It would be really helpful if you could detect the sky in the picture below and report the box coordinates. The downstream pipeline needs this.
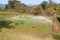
[0,0,60,5]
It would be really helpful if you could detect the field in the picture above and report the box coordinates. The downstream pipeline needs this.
[0,12,60,40]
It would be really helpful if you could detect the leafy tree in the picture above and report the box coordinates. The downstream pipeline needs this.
[32,5,43,15]
[47,3,57,10]
[8,1,15,9]
[41,1,48,10]
[48,3,60,15]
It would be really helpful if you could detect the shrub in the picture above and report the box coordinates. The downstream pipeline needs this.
[32,5,43,15]
[52,34,60,40]
[15,20,25,25]
[0,20,13,28]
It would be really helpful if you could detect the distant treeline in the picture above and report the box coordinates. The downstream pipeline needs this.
[0,0,60,15]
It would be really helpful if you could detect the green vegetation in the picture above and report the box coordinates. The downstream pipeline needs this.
[41,1,48,10]
[0,21,50,40]
[0,0,60,15]
[0,12,53,40]
[52,32,60,40]
[32,5,43,15]
[0,0,60,40]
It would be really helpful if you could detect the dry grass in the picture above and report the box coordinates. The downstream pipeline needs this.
[0,12,55,40]
[0,28,54,40]
[0,21,54,40]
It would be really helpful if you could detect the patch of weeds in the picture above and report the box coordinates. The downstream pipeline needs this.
[52,33,60,40]
[0,20,14,29]
[38,24,48,32]
[14,20,25,25]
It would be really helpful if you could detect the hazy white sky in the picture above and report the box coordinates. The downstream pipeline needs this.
[0,0,60,5]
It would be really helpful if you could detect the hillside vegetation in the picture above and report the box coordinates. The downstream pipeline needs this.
[0,0,60,40]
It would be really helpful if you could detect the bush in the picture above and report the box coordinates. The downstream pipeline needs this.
[15,20,25,25]
[52,34,60,40]
[32,5,43,15]
[57,17,60,23]
[0,20,13,28]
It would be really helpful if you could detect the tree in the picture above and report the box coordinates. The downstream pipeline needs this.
[32,5,43,15]
[41,1,48,10]
[8,0,18,9]
[8,1,15,9]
